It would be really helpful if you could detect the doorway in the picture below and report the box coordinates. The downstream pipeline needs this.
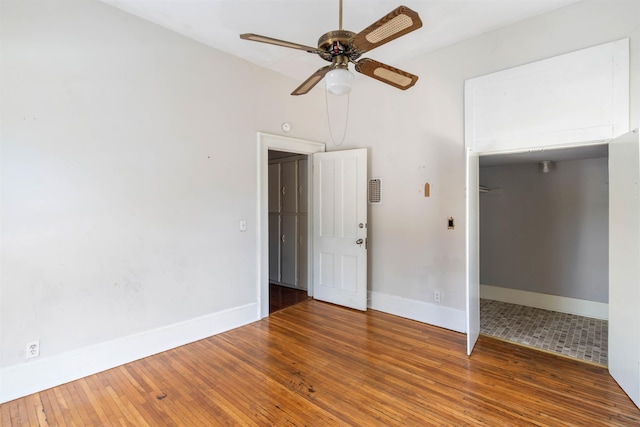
[476,145,610,365]
[258,133,369,317]
[257,133,326,318]
[268,149,311,313]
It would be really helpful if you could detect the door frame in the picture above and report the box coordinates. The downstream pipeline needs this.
[257,132,325,318]
[465,140,613,353]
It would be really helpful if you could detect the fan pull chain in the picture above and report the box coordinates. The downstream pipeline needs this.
[325,89,349,146]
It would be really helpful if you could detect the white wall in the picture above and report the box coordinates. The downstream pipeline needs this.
[479,157,609,303]
[0,0,323,402]
[341,0,639,330]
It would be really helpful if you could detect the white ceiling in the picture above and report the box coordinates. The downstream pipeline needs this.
[100,0,580,82]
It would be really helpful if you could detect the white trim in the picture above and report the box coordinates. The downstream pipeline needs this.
[368,291,466,333]
[257,132,325,318]
[0,302,258,404]
[480,284,608,320]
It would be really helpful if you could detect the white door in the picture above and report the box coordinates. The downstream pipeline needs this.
[608,130,640,408]
[313,149,368,311]
[466,150,480,354]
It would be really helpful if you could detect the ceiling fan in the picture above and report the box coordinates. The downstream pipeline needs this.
[240,0,423,96]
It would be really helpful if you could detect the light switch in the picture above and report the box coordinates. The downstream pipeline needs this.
[239,220,247,232]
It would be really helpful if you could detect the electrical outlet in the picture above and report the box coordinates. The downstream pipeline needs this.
[26,340,40,359]
[434,291,441,303]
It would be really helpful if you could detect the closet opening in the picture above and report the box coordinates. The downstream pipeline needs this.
[478,144,609,366]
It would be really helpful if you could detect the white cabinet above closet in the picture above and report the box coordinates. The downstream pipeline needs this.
[465,38,629,153]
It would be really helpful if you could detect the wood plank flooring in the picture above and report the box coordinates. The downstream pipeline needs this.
[269,283,309,313]
[2,300,639,426]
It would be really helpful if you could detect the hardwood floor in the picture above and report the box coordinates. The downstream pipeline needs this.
[2,300,639,426]
[269,283,309,313]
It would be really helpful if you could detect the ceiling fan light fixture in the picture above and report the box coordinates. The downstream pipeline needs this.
[325,68,354,95]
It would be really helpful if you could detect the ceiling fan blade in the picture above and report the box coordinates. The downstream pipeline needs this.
[355,58,418,90]
[350,6,422,54]
[291,66,332,96]
[240,33,320,54]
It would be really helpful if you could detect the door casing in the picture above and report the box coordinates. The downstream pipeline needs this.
[257,132,325,318]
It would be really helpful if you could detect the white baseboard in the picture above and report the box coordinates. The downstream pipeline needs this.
[368,291,466,333]
[0,302,259,404]
[480,285,608,320]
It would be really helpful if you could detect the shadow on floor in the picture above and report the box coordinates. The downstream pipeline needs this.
[269,283,310,314]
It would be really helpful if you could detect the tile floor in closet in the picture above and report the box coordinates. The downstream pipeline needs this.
[480,299,608,366]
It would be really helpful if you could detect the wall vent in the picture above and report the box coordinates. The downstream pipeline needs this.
[368,178,382,204]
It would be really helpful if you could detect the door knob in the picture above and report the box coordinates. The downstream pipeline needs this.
[356,238,364,245]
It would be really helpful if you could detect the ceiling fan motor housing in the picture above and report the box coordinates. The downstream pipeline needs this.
[318,30,361,62]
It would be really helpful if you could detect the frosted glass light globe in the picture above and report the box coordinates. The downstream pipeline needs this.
[325,68,354,96]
